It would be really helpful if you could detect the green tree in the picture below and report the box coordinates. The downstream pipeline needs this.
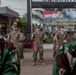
[9,18,17,31]
[17,17,27,34]
[9,17,27,34]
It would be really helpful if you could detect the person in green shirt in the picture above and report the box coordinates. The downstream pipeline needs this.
[53,34,76,75]
[0,35,20,75]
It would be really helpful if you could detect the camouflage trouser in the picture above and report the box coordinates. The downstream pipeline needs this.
[33,44,44,62]
[16,45,24,59]
[53,43,59,58]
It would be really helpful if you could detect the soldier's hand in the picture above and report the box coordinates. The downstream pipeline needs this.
[18,36,25,42]
[43,35,47,41]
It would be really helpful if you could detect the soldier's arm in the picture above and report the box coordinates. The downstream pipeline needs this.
[42,33,47,40]
[65,32,69,38]
[31,32,35,40]
[7,33,11,40]
[66,33,69,38]
[51,31,55,38]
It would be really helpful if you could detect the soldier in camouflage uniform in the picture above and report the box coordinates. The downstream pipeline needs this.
[8,24,25,63]
[51,27,61,60]
[17,28,25,62]
[31,26,46,66]
[58,26,69,48]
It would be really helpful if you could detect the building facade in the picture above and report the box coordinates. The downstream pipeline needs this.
[0,6,19,36]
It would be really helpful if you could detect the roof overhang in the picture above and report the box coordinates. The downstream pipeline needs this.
[0,6,19,18]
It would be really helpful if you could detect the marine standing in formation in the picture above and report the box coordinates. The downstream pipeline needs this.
[58,26,69,47]
[51,26,61,60]
[51,26,69,60]
[8,23,25,63]
[31,26,47,66]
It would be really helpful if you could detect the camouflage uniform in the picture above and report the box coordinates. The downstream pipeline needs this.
[58,32,69,47]
[8,31,23,59]
[32,31,44,62]
[51,30,60,58]
[18,32,25,59]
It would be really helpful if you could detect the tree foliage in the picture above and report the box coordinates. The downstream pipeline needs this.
[9,17,27,34]
[17,17,27,34]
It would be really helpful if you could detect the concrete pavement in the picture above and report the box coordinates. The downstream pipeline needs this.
[20,47,53,75]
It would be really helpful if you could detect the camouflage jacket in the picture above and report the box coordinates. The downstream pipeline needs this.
[32,31,44,45]
[8,31,24,47]
[58,32,69,45]
[51,30,60,44]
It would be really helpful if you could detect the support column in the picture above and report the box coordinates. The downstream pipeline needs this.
[25,0,32,48]
[27,0,32,34]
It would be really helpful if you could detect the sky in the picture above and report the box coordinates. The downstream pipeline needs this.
[1,0,27,16]
[1,0,43,16]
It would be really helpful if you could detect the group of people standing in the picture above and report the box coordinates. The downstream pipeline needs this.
[1,22,76,75]
[8,24,47,66]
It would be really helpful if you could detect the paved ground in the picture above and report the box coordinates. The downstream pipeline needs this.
[20,48,53,75]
